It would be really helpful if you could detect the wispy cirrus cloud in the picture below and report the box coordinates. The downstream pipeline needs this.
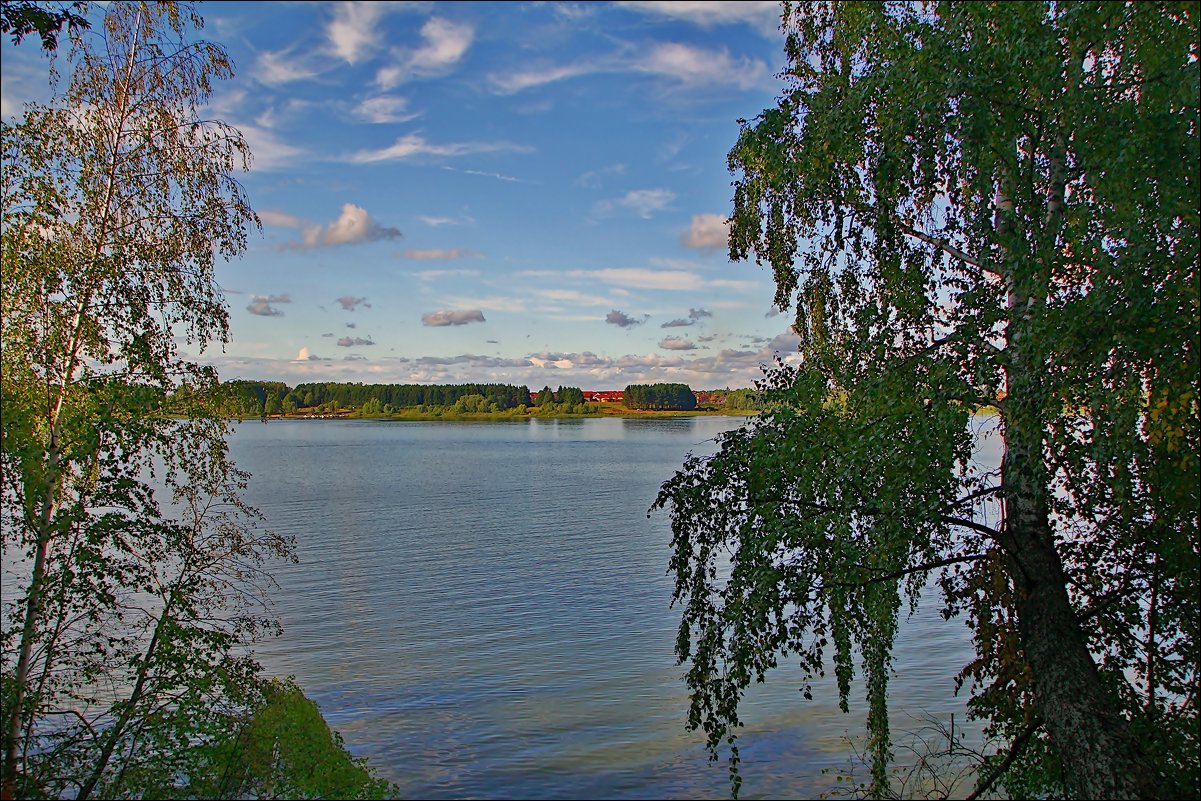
[422,309,487,327]
[327,2,388,64]
[594,188,675,219]
[347,133,530,164]
[376,17,474,89]
[633,43,768,90]
[489,42,770,95]
[402,248,481,260]
[267,204,402,250]
[256,47,322,85]
[617,1,782,36]
[354,94,421,124]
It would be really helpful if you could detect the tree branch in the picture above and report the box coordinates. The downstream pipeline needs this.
[964,718,1042,801]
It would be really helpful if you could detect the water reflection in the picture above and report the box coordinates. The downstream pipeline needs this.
[217,417,982,799]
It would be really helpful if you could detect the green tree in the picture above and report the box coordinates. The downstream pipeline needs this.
[0,3,305,797]
[535,385,554,407]
[654,3,1198,799]
[558,386,585,406]
[1,0,88,51]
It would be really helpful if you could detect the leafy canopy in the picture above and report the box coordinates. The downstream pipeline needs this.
[0,3,389,798]
[655,2,1198,798]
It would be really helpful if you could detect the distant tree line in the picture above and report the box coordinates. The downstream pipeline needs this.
[623,383,697,411]
[220,381,538,416]
[699,388,766,411]
[533,385,585,406]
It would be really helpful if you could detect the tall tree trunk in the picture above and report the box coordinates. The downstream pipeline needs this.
[1002,275,1163,798]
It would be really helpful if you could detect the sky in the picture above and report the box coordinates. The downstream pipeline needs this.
[2,1,805,391]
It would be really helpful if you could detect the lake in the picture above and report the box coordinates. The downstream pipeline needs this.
[228,416,993,799]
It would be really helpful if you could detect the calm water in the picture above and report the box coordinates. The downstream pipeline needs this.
[227,416,990,799]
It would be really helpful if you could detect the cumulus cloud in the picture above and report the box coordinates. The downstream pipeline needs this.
[336,296,371,312]
[402,248,481,260]
[337,336,376,347]
[422,309,486,327]
[246,293,292,316]
[682,213,730,249]
[659,336,698,351]
[273,204,401,249]
[605,309,647,328]
[293,347,324,361]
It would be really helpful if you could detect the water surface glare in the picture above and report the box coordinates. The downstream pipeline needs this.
[228,417,983,799]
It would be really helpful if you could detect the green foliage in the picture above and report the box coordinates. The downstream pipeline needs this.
[194,678,396,800]
[558,386,585,406]
[624,383,697,410]
[284,381,532,412]
[656,2,1198,798]
[0,0,88,51]
[0,4,385,798]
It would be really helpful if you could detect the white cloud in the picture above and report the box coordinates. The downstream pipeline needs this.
[259,210,308,229]
[595,188,676,219]
[411,268,482,281]
[488,62,595,94]
[355,95,421,124]
[422,309,487,327]
[634,43,768,90]
[377,17,474,89]
[348,133,530,164]
[489,43,770,95]
[590,267,703,291]
[328,2,387,64]
[402,248,481,260]
[536,289,615,307]
[682,213,730,249]
[292,347,324,362]
[443,295,527,313]
[617,1,782,36]
[256,48,321,85]
[238,124,305,171]
[276,204,401,250]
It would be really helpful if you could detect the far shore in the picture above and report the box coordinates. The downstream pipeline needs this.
[235,406,761,423]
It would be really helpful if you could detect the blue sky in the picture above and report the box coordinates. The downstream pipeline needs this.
[3,1,804,390]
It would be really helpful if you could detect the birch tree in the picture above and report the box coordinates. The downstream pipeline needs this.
[0,3,296,797]
[654,2,1198,798]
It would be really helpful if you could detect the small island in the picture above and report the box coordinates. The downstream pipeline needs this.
[220,380,766,422]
